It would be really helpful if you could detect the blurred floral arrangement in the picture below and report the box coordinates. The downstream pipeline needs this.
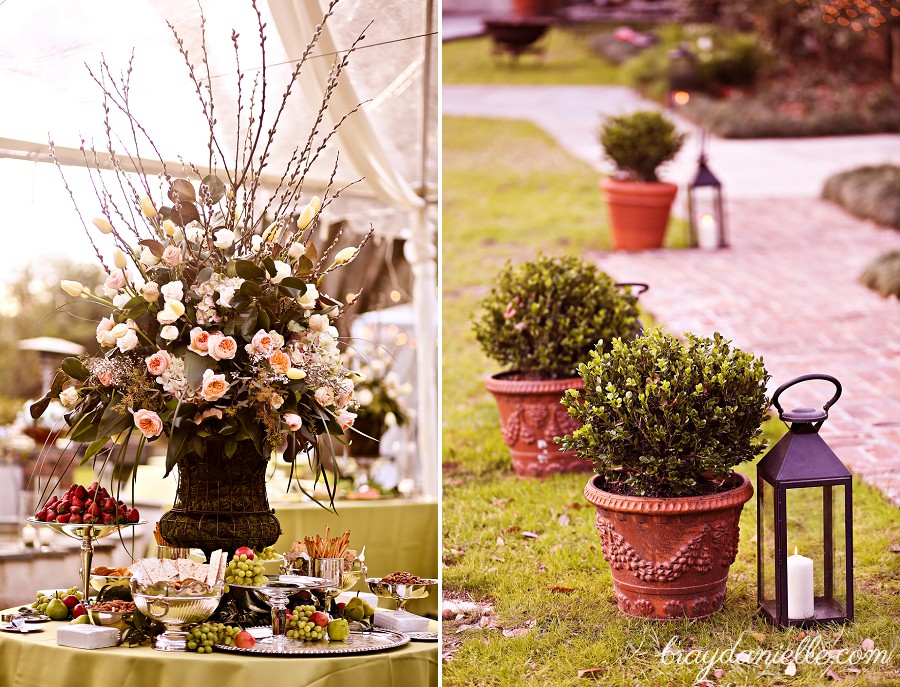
[344,345,410,457]
[30,0,372,505]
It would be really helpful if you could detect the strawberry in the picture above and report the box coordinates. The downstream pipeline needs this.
[70,514,83,524]
[71,497,85,508]
[101,512,115,525]
[69,506,82,515]
[127,507,140,523]
[56,513,71,523]
[82,515,96,524]
[56,503,69,515]
[74,484,88,500]
[88,502,101,517]
[102,498,116,512]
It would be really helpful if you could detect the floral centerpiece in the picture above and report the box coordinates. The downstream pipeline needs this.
[29,2,373,554]
[344,346,410,459]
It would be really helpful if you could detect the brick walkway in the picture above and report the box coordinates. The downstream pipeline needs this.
[592,198,900,505]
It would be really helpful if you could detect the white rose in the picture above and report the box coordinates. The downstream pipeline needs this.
[110,323,130,339]
[185,224,205,244]
[157,302,185,325]
[297,284,318,309]
[213,228,235,250]
[139,246,160,266]
[357,388,375,406]
[308,313,329,332]
[113,293,131,310]
[59,387,80,409]
[287,242,305,260]
[142,281,160,303]
[270,260,292,284]
[218,286,236,308]
[314,387,335,407]
[117,329,139,352]
[161,281,184,303]
[160,325,179,341]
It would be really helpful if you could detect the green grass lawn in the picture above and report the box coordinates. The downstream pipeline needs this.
[441,115,900,685]
[443,30,624,86]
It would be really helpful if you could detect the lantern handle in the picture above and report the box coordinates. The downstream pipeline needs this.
[771,374,842,420]
[615,282,649,298]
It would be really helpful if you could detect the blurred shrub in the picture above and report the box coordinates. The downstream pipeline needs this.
[822,165,900,229]
[589,31,648,66]
[860,250,900,299]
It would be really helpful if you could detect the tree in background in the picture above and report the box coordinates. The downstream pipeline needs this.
[0,260,107,420]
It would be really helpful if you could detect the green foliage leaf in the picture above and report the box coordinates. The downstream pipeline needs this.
[165,424,191,477]
[232,260,266,280]
[201,175,227,204]
[235,409,264,456]
[138,240,165,259]
[61,357,90,382]
[599,110,685,182]
[183,351,209,391]
[97,396,133,438]
[29,396,51,420]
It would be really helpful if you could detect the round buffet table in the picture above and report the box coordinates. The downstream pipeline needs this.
[0,614,438,687]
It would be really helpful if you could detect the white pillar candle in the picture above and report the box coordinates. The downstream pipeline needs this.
[21,523,36,548]
[786,547,815,620]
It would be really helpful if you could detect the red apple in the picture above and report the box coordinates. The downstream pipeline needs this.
[62,594,80,610]
[234,630,255,649]
[309,611,329,628]
[71,604,86,619]
[234,546,254,560]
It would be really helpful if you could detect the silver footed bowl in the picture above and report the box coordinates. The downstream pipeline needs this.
[225,575,329,615]
[366,577,438,611]
[131,578,223,652]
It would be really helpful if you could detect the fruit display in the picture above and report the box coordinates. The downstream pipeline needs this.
[285,605,327,641]
[31,588,84,621]
[186,622,242,653]
[33,482,139,525]
[253,545,281,561]
[327,618,350,641]
[223,550,268,588]
[341,596,374,622]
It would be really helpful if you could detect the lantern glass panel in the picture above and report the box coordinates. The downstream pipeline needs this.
[759,477,776,618]
[785,485,847,619]
[689,188,721,249]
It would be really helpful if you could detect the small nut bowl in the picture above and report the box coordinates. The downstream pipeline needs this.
[366,577,438,612]
[131,578,223,652]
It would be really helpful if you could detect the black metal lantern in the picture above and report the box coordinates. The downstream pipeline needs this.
[757,374,853,627]
[686,130,727,249]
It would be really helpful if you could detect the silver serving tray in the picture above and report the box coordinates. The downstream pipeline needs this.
[406,631,439,642]
[214,627,410,656]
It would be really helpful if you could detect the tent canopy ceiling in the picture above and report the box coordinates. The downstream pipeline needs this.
[0,0,437,200]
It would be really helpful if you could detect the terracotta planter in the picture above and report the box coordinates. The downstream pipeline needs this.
[484,372,589,479]
[601,177,678,251]
[584,473,752,620]
[512,0,558,17]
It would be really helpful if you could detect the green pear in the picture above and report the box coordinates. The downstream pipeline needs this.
[46,598,69,621]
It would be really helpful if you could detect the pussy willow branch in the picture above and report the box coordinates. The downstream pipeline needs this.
[49,141,112,275]
[196,5,216,175]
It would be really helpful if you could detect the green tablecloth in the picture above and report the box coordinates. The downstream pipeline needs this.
[271,499,439,617]
[0,616,438,687]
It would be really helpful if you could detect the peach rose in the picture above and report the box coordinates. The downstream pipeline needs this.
[336,409,356,431]
[201,369,229,402]
[161,245,182,267]
[189,327,210,356]
[97,371,113,387]
[249,329,275,357]
[133,409,163,438]
[268,350,291,374]
[283,413,303,432]
[103,270,126,297]
[145,350,171,376]
[206,333,237,361]
[314,387,335,407]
